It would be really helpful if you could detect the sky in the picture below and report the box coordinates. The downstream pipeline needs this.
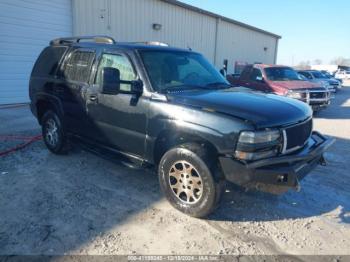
[180,0,349,66]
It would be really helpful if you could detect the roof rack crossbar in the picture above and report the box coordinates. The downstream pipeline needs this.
[50,35,116,45]
[122,41,169,47]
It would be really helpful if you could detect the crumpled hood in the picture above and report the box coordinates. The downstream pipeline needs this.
[166,88,312,129]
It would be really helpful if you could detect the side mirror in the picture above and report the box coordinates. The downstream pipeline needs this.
[130,80,143,96]
[256,76,264,82]
[101,67,120,94]
[101,67,143,96]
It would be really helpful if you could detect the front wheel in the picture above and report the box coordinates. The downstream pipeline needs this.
[158,144,221,218]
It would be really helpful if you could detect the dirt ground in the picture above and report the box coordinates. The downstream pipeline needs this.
[0,87,350,256]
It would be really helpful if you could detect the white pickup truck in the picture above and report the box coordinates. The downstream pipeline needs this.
[335,70,350,80]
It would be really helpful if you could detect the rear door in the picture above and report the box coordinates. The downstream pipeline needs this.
[57,48,96,135]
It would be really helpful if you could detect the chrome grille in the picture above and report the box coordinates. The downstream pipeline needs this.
[310,92,326,99]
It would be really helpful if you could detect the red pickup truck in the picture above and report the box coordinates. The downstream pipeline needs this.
[227,64,331,111]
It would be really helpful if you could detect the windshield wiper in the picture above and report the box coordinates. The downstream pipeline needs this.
[205,82,232,89]
[161,84,204,93]
[160,82,232,93]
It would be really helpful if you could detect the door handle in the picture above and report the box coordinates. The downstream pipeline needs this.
[89,95,98,102]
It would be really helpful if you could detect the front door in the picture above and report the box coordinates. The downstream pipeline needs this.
[86,52,148,158]
[249,68,269,92]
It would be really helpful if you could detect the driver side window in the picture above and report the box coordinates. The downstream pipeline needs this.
[250,68,262,81]
[300,72,312,79]
[95,53,136,91]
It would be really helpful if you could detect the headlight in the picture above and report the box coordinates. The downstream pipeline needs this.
[237,130,280,144]
[322,82,330,88]
[235,130,281,161]
[286,90,303,100]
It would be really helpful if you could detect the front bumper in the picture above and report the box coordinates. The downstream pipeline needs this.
[295,90,331,110]
[219,132,335,194]
[328,85,338,92]
[310,100,331,111]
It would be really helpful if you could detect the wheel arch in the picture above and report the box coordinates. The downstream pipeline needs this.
[35,94,64,125]
[152,128,220,166]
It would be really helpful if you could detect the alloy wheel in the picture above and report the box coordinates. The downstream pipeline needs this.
[45,118,59,147]
[169,160,203,204]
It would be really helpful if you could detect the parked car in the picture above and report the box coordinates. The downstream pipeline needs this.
[228,64,331,111]
[335,69,350,81]
[298,70,341,92]
[320,70,343,84]
[29,36,334,218]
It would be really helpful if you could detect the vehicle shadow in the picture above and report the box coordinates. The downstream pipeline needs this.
[313,85,350,120]
[208,134,350,224]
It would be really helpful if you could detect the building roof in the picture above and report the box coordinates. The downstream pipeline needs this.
[251,64,292,70]
[161,0,282,39]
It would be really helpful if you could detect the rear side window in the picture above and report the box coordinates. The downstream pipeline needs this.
[32,47,67,77]
[64,50,95,83]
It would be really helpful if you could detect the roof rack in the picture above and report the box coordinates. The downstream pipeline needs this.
[123,41,169,47]
[50,35,116,46]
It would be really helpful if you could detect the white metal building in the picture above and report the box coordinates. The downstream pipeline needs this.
[0,0,280,105]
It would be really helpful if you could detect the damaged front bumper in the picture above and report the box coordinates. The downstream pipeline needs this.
[219,131,335,194]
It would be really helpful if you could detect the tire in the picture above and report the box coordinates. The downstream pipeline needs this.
[41,110,69,154]
[158,143,223,218]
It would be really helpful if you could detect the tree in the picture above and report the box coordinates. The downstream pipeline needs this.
[330,57,350,66]
[295,60,311,70]
[313,59,322,65]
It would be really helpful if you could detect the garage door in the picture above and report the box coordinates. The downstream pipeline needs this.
[0,0,72,105]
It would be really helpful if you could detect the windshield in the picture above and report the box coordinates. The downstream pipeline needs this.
[264,67,301,81]
[298,73,308,80]
[139,50,229,92]
[322,72,332,78]
[311,71,327,79]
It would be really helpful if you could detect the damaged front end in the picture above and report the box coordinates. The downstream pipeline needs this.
[219,131,335,194]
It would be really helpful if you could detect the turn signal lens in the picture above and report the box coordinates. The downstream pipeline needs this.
[235,149,278,161]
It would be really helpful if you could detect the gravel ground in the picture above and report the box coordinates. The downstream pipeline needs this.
[0,87,349,256]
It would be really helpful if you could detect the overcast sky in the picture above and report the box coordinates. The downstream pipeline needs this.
[181,0,349,66]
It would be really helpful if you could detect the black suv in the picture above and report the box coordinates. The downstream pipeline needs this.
[29,36,334,218]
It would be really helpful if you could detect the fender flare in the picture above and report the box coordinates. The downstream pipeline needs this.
[35,93,64,122]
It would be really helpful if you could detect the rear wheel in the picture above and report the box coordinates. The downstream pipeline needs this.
[158,143,223,218]
[42,110,69,154]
